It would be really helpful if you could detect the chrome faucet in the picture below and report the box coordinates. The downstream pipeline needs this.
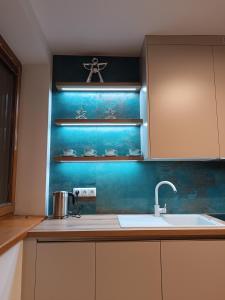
[154,181,177,217]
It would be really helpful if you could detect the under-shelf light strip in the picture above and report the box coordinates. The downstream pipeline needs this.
[59,159,141,162]
[60,87,139,92]
[57,123,141,126]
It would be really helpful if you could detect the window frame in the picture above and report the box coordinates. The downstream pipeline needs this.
[0,35,21,216]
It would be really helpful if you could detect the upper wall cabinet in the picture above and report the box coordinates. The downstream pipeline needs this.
[213,46,225,158]
[141,36,225,160]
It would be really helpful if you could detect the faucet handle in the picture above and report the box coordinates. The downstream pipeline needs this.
[162,203,167,214]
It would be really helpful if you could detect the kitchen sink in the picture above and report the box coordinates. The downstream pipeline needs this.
[162,214,223,227]
[209,213,225,222]
[118,215,171,228]
[118,214,225,228]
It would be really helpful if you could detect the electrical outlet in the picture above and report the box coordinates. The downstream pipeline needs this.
[87,188,96,197]
[73,187,96,198]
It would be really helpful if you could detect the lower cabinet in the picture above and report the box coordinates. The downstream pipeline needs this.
[96,241,162,300]
[161,240,225,300]
[35,242,95,300]
[0,241,23,300]
[34,241,161,300]
[33,240,225,300]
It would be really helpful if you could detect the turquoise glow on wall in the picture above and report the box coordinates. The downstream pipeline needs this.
[51,91,141,159]
[52,126,141,157]
[53,91,140,119]
[49,88,142,214]
[49,55,225,215]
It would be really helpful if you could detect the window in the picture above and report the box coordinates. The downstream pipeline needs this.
[0,35,21,216]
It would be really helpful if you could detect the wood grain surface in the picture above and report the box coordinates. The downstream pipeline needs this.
[28,215,225,241]
[0,215,43,255]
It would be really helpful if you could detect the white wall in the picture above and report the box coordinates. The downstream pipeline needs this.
[0,242,23,300]
[15,64,51,216]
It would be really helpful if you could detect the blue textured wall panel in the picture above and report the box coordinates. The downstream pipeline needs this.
[49,55,225,215]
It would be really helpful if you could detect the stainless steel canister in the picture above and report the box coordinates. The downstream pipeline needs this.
[52,191,69,219]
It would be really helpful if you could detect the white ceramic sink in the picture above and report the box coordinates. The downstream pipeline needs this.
[118,215,171,228]
[118,214,224,228]
[162,214,224,227]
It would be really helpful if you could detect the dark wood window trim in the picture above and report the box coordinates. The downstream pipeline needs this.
[0,35,22,216]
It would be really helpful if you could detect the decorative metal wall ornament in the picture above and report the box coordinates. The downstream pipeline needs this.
[75,107,87,119]
[83,58,107,83]
[104,108,117,119]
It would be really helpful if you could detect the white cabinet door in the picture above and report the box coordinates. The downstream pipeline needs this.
[96,241,162,300]
[35,242,95,300]
[0,241,23,300]
[161,240,225,300]
[146,45,219,159]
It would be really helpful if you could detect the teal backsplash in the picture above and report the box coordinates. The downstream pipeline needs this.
[49,55,225,215]
[49,160,225,214]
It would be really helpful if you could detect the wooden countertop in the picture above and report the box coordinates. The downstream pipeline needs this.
[0,215,44,255]
[28,215,225,241]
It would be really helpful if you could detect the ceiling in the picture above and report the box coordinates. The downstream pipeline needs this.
[0,0,50,64]
[1,0,225,64]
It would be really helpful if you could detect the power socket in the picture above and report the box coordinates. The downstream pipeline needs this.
[73,187,96,198]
